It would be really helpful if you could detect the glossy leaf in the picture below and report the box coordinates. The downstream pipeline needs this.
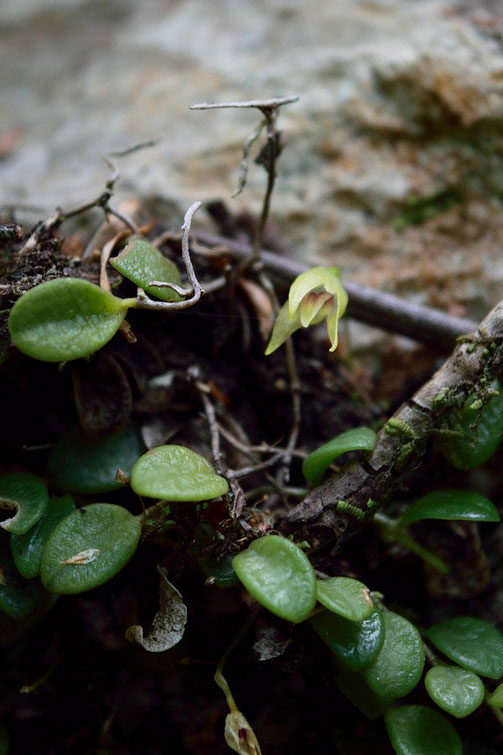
[0,545,52,620]
[425,666,484,718]
[302,427,376,486]
[8,278,128,362]
[192,522,238,587]
[40,504,142,594]
[363,611,425,699]
[11,495,76,578]
[438,379,503,469]
[426,617,503,679]
[47,422,143,494]
[310,607,384,670]
[399,489,499,527]
[0,473,48,535]
[232,535,316,623]
[486,681,503,708]
[130,445,228,501]
[111,238,182,302]
[385,705,462,755]
[316,577,374,622]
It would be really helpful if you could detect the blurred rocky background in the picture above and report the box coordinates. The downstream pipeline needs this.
[2,0,503,327]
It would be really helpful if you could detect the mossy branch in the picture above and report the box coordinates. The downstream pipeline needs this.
[281,298,503,553]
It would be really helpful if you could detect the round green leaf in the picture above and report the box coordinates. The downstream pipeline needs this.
[130,445,228,501]
[426,617,503,679]
[310,607,384,670]
[363,611,425,699]
[47,422,143,494]
[40,503,141,594]
[425,666,484,718]
[0,473,48,535]
[316,576,374,622]
[232,535,316,623]
[399,489,499,527]
[11,495,75,578]
[8,277,128,362]
[385,705,462,755]
[437,379,503,469]
[302,427,376,486]
[111,238,182,302]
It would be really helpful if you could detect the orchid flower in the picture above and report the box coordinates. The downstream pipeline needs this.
[265,266,348,355]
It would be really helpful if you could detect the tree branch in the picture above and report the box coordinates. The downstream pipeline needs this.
[280,298,503,553]
[193,230,477,348]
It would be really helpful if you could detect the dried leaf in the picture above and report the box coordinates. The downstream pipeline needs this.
[238,279,275,341]
[125,565,187,652]
[60,548,100,565]
[71,352,133,436]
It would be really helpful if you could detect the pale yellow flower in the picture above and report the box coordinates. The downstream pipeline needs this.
[265,266,348,355]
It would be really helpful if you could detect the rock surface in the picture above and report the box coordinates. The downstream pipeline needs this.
[2,0,503,324]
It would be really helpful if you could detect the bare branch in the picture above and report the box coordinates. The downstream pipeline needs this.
[193,230,477,348]
[190,96,299,110]
[232,119,266,198]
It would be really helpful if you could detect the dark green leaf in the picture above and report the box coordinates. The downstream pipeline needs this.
[486,681,503,708]
[11,495,75,578]
[8,278,128,362]
[130,445,228,501]
[437,379,503,469]
[310,607,384,670]
[425,666,484,718]
[302,427,376,486]
[385,705,462,755]
[0,473,48,535]
[232,535,316,623]
[399,489,499,527]
[0,545,52,619]
[0,725,10,754]
[40,503,142,594]
[426,617,503,679]
[363,611,424,699]
[47,422,143,494]
[333,661,393,720]
[316,576,374,622]
[111,238,182,302]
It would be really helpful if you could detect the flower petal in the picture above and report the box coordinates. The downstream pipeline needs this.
[265,302,302,355]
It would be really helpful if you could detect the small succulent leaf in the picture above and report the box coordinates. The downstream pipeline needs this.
[264,301,302,356]
[130,445,228,501]
[302,427,376,486]
[232,535,316,624]
[110,238,182,302]
[11,495,75,579]
[310,607,384,670]
[424,666,484,718]
[437,378,503,469]
[333,661,393,720]
[288,266,345,317]
[487,681,503,707]
[385,705,462,755]
[8,278,128,362]
[316,577,374,622]
[0,473,49,535]
[363,611,425,699]
[125,565,187,652]
[40,504,141,594]
[399,489,499,527]
[47,422,143,494]
[224,711,262,755]
[0,544,52,620]
[426,617,503,679]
